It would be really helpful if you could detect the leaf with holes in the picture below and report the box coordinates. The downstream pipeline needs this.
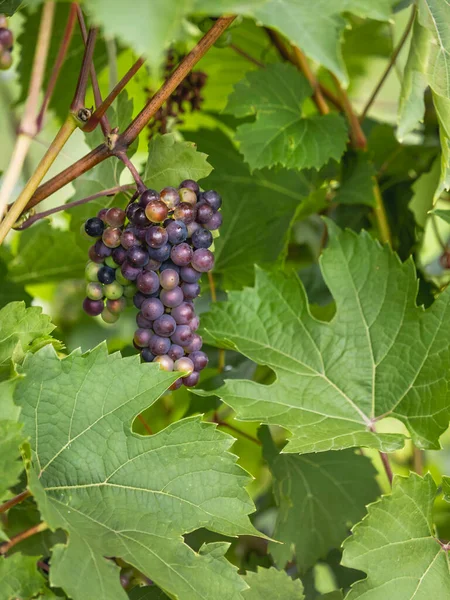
[196,223,450,453]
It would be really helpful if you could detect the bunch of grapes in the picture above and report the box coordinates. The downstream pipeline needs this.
[82,179,222,389]
[0,15,13,71]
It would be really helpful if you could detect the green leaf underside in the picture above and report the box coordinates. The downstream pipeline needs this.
[15,344,259,600]
[342,473,450,599]
[196,224,450,453]
[242,567,304,599]
[442,476,450,502]
[186,128,317,289]
[225,63,347,171]
[0,553,48,600]
[262,429,380,572]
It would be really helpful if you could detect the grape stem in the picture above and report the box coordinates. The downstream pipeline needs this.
[330,73,367,149]
[373,180,393,246]
[0,522,48,555]
[0,1,56,219]
[230,44,265,68]
[370,423,394,486]
[212,413,261,446]
[116,152,147,194]
[0,490,31,514]
[137,414,153,435]
[291,45,330,115]
[70,27,98,113]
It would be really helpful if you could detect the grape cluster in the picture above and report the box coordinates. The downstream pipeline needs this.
[0,15,13,71]
[82,179,222,389]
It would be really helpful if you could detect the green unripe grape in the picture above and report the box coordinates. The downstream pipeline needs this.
[123,283,137,298]
[105,256,119,268]
[101,307,119,324]
[85,261,101,282]
[116,270,131,286]
[214,31,232,48]
[103,281,123,300]
[198,17,214,33]
[86,282,104,301]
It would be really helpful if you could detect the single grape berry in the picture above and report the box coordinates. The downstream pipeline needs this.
[0,51,12,70]
[185,333,203,353]
[145,226,168,248]
[134,328,153,348]
[141,297,165,321]
[171,325,193,346]
[107,297,127,314]
[103,281,124,300]
[136,312,153,329]
[98,265,116,284]
[166,220,187,244]
[132,207,149,227]
[170,242,193,266]
[202,190,222,211]
[94,239,113,258]
[136,270,160,294]
[160,286,184,308]
[191,248,214,272]
[174,356,195,375]
[189,315,200,331]
[145,199,168,223]
[149,335,171,356]
[145,258,162,271]
[203,211,222,231]
[141,348,155,362]
[85,261,102,282]
[186,221,201,237]
[121,260,142,281]
[181,281,201,300]
[183,371,200,387]
[88,245,104,263]
[148,243,171,262]
[196,201,214,224]
[121,229,140,249]
[86,282,103,301]
[112,246,127,265]
[160,186,180,210]
[153,314,177,337]
[139,189,160,207]
[97,208,108,222]
[154,354,174,371]
[180,266,201,283]
[85,217,105,238]
[160,268,179,290]
[105,256,119,268]
[83,297,104,316]
[192,228,213,249]
[127,246,149,268]
[102,227,122,248]
[179,179,200,194]
[0,28,13,49]
[168,344,184,361]
[133,291,149,309]
[101,308,119,324]
[126,202,140,221]
[170,378,183,391]
[189,350,208,371]
[171,302,195,325]
[179,187,197,206]
[173,202,196,224]
[160,260,180,274]
[105,207,126,227]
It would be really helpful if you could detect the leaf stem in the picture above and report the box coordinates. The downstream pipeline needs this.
[0,1,55,218]
[330,73,367,149]
[413,447,424,476]
[70,27,98,112]
[379,451,394,485]
[373,179,393,246]
[0,490,31,514]
[137,414,153,435]
[291,46,329,115]
[212,413,261,445]
[360,5,417,121]
[230,44,265,68]
[0,522,48,555]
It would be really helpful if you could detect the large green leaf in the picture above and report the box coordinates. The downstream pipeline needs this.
[187,128,319,288]
[196,224,450,453]
[15,343,259,600]
[0,421,25,505]
[410,158,440,227]
[242,567,304,599]
[0,553,49,600]
[0,0,22,16]
[225,63,347,172]
[261,429,380,572]
[342,474,450,599]
[334,152,376,207]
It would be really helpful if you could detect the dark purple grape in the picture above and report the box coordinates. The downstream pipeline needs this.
[136,270,159,294]
[145,199,168,223]
[189,350,208,371]
[139,189,160,207]
[180,266,201,283]
[126,202,140,221]
[132,207,149,227]
[179,188,197,206]
[153,354,174,371]
[141,297,164,321]
[136,311,153,328]
[105,207,126,227]
[121,260,142,281]
[106,297,127,315]
[179,179,199,194]
[148,243,171,262]
[160,260,180,274]
[149,335,171,356]
[102,227,122,248]
[94,240,112,258]
[97,265,116,284]
[160,269,179,290]
[189,315,200,331]
[174,356,194,374]
[171,302,195,325]
[85,217,104,237]
[183,371,200,387]
[160,186,180,210]
[171,325,193,346]
[120,229,140,249]
[192,228,213,249]
[88,245,104,263]
[0,28,14,49]
[153,314,177,337]
[203,190,222,211]
[191,248,214,272]
[134,328,153,348]
[174,202,196,224]
[83,297,104,316]
[134,227,147,241]
[141,348,155,362]
[203,212,222,231]
[160,286,184,308]
[145,258,162,272]
[196,201,214,224]
[181,282,200,300]
[127,246,149,267]
[185,333,203,353]
[170,243,193,267]
[112,246,127,265]
[133,291,149,309]
[145,226,168,248]
[168,344,184,361]
[170,378,183,391]
[97,208,108,222]
[166,220,187,244]
[186,221,200,237]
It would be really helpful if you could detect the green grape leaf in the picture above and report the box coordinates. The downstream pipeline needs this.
[128,586,169,599]
[342,473,450,599]
[261,429,380,572]
[16,343,259,600]
[225,64,347,172]
[242,567,304,599]
[143,134,213,191]
[334,151,376,207]
[410,159,440,227]
[0,251,32,309]
[442,476,450,502]
[187,128,319,289]
[0,421,25,504]
[433,210,450,225]
[196,224,450,453]
[0,553,49,600]
[0,0,21,16]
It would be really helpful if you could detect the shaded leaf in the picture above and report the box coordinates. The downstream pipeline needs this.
[242,567,304,599]
[410,158,440,227]
[0,421,25,503]
[0,553,48,600]
[443,476,450,502]
[334,152,376,207]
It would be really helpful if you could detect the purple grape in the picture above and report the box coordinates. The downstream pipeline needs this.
[102,227,122,248]
[171,243,193,267]
[171,302,195,325]
[139,189,160,207]
[134,328,153,348]
[203,212,222,231]
[160,186,180,210]
[166,220,188,244]
[126,202,140,221]
[153,314,177,337]
[189,350,208,371]
[134,227,147,242]
[137,270,160,294]
[88,245,104,263]
[173,202,196,224]
[112,246,127,265]
[98,265,116,284]
[186,221,201,237]
[121,260,142,281]
[196,201,214,224]
[180,266,201,283]
[160,286,184,308]
[168,344,184,361]
[132,207,149,227]
[97,208,108,222]
[127,246,149,267]
[83,297,104,316]
[136,312,153,329]
[85,217,104,237]
[191,248,214,272]
[203,190,222,211]
[120,229,140,249]
[94,240,112,258]
[133,291,149,309]
[174,356,194,374]
[141,297,165,321]
[160,269,179,290]
[153,354,174,371]
[189,315,200,331]
[170,378,183,391]
[145,258,162,272]
[179,179,199,194]
[0,28,14,50]
[171,325,193,347]
[192,228,213,249]
[105,207,126,227]
[183,371,200,387]
[145,226,168,248]
[181,282,200,300]
[149,335,171,356]
[160,260,180,274]
[185,333,203,353]
[148,243,171,262]
[141,348,155,362]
